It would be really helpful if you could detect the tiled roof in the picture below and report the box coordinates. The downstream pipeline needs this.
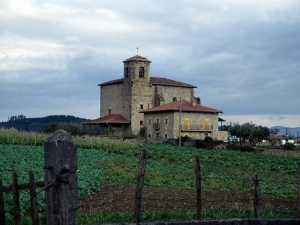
[98,77,196,88]
[123,55,151,62]
[140,100,223,113]
[81,114,130,124]
[150,77,197,88]
[98,78,123,86]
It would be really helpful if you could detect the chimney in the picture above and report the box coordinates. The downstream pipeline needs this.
[191,97,196,107]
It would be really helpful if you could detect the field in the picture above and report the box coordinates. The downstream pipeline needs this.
[0,129,300,223]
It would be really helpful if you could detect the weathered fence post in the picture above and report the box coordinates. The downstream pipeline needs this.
[44,129,78,225]
[134,149,146,223]
[0,177,5,225]
[12,172,21,225]
[195,156,202,220]
[253,173,259,219]
[298,163,300,218]
[29,170,39,225]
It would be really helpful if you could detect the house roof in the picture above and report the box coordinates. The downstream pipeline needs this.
[98,77,196,88]
[81,114,130,125]
[140,100,223,114]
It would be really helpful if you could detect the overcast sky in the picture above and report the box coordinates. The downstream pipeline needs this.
[1,0,299,127]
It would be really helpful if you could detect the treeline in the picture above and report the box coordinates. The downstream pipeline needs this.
[0,115,90,132]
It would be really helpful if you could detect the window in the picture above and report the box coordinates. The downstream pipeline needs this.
[165,119,168,125]
[157,119,159,124]
[140,121,143,125]
[140,104,143,109]
[148,119,152,125]
[165,134,167,138]
[156,133,159,138]
[204,119,210,130]
[148,134,151,138]
[108,109,111,115]
[173,97,177,101]
[125,67,129,78]
[139,67,144,78]
[183,119,189,130]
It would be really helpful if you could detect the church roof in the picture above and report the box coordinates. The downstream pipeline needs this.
[140,100,223,114]
[123,55,151,62]
[98,77,196,88]
[81,114,130,125]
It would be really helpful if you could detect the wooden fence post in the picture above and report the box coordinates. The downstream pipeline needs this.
[253,173,259,219]
[195,156,202,220]
[298,163,300,218]
[29,170,39,225]
[134,149,147,223]
[0,177,5,225]
[44,129,78,225]
[12,172,21,225]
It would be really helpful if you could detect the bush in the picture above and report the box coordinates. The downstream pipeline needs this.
[138,126,147,137]
[227,144,256,152]
[195,137,224,150]
[281,142,295,151]
[181,135,193,142]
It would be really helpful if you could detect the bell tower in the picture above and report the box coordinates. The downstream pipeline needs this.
[122,55,152,134]
[123,55,151,83]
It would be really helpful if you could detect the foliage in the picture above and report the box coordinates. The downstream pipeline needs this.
[281,142,295,150]
[0,144,107,215]
[181,135,193,142]
[138,126,147,137]
[195,137,223,150]
[227,144,256,152]
[228,122,270,146]
[0,128,142,150]
[43,122,100,135]
[99,143,300,199]
[0,128,47,146]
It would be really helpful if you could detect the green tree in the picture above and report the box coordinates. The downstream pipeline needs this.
[228,122,269,146]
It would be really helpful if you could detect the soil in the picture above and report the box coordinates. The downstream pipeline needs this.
[78,184,297,214]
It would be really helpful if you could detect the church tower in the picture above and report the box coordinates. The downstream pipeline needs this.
[122,55,153,134]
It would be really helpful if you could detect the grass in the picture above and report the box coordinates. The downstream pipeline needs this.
[8,208,296,225]
[1,128,299,222]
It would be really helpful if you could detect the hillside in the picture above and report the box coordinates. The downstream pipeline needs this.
[270,126,300,137]
[0,115,89,132]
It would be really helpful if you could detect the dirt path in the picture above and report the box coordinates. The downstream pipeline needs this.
[79,184,297,214]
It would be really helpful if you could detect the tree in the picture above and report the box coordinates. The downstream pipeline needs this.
[228,122,269,146]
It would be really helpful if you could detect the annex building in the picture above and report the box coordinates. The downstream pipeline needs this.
[82,55,227,141]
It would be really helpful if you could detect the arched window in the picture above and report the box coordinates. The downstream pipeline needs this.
[125,67,129,78]
[173,97,177,102]
[139,67,144,78]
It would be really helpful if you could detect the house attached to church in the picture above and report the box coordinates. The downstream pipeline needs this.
[82,55,227,141]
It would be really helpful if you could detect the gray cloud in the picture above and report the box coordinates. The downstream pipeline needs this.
[0,0,299,127]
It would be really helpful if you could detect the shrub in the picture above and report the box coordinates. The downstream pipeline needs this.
[281,142,295,151]
[227,144,256,152]
[181,135,193,142]
[138,126,147,137]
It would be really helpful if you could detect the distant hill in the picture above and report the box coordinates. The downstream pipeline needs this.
[0,115,90,132]
[270,126,300,138]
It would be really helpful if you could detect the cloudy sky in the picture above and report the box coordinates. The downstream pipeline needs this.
[1,0,299,127]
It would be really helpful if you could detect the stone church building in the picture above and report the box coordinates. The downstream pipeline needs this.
[82,55,227,141]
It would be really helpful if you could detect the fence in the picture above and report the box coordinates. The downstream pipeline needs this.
[0,129,78,225]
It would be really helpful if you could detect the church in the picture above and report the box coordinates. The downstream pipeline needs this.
[82,55,227,141]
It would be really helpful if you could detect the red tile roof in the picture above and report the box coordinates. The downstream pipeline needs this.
[81,114,130,125]
[123,55,151,62]
[98,77,196,88]
[141,100,223,113]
